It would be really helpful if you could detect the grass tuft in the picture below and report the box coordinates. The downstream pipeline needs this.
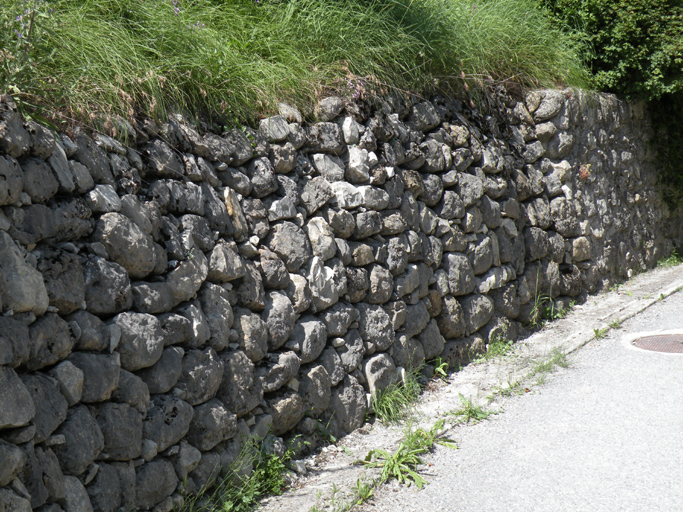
[1,0,590,127]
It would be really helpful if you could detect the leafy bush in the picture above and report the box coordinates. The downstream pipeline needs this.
[541,0,683,100]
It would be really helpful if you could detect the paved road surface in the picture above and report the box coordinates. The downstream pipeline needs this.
[360,291,683,512]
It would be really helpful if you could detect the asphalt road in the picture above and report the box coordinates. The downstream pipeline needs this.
[360,291,683,512]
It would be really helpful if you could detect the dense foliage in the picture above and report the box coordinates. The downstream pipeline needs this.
[541,0,683,101]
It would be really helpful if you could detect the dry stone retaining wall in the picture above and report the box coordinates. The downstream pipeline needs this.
[0,89,672,511]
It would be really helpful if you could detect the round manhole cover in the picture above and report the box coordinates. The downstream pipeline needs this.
[632,334,683,353]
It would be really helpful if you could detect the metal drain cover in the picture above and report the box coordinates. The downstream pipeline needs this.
[632,334,683,353]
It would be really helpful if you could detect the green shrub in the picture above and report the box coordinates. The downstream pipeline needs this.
[541,0,683,101]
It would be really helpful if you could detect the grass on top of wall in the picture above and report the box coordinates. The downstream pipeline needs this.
[1,0,589,128]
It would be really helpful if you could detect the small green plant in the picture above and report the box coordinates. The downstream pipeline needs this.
[594,327,608,339]
[371,367,423,424]
[527,349,570,380]
[354,478,374,505]
[449,394,495,424]
[432,357,449,382]
[178,435,292,512]
[609,319,622,330]
[360,420,455,489]
[658,250,683,268]
[475,337,514,362]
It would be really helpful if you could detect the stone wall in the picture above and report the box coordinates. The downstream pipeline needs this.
[0,88,672,511]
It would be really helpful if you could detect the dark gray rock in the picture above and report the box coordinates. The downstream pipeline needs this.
[264,391,305,436]
[306,123,344,155]
[288,316,327,364]
[135,346,183,395]
[390,334,424,371]
[39,252,85,315]
[263,291,296,351]
[176,348,224,406]
[363,353,397,397]
[346,267,369,303]
[166,247,209,306]
[0,317,30,368]
[403,301,430,338]
[286,273,312,314]
[198,283,234,352]
[300,176,334,215]
[0,231,49,315]
[176,301,211,349]
[111,370,150,415]
[186,398,236,451]
[84,257,132,315]
[0,155,23,206]
[144,139,184,178]
[48,360,83,406]
[524,227,550,262]
[20,373,66,443]
[208,242,246,283]
[232,308,268,363]
[418,319,445,360]
[266,221,312,272]
[6,204,56,245]
[437,295,466,339]
[62,475,94,512]
[131,281,174,314]
[443,253,476,296]
[366,264,393,304]
[259,247,290,290]
[51,198,96,243]
[216,350,263,416]
[353,211,382,239]
[22,157,59,203]
[135,460,178,511]
[111,312,165,371]
[74,134,114,185]
[86,462,123,512]
[246,157,278,198]
[468,235,495,275]
[53,405,104,476]
[0,102,30,158]
[68,310,110,352]
[256,351,301,394]
[336,329,365,373]
[461,294,495,335]
[67,352,120,403]
[319,347,345,386]
[92,213,157,279]
[143,395,194,452]
[299,365,331,416]
[329,375,366,434]
[320,302,358,337]
[0,439,25,487]
[27,313,75,371]
[237,261,266,311]
[158,312,193,347]
[92,402,142,461]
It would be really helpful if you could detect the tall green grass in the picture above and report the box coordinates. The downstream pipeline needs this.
[1,0,589,126]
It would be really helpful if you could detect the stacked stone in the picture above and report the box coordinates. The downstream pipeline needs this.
[0,88,671,512]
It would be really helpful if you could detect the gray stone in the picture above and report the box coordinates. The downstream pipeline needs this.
[0,317,30,368]
[158,312,193,347]
[67,352,120,403]
[232,308,268,363]
[68,310,110,352]
[353,211,382,239]
[403,301,430,338]
[135,347,183,395]
[143,395,194,452]
[335,329,364,373]
[550,197,580,237]
[0,231,49,315]
[316,97,344,122]
[22,157,59,203]
[409,102,440,131]
[217,350,263,416]
[112,312,165,371]
[92,403,142,461]
[318,346,344,387]
[53,405,104,476]
[62,476,94,512]
[437,295,466,339]
[573,236,591,262]
[144,140,184,178]
[524,227,550,262]
[86,462,123,512]
[418,319,445,360]
[264,391,305,437]
[208,242,246,283]
[5,204,56,246]
[186,399,236,451]
[357,303,394,352]
[312,153,345,182]
[320,302,358,337]
[48,361,84,406]
[246,157,278,198]
[267,221,312,272]
[533,90,564,122]
[286,273,312,314]
[111,370,150,415]
[27,313,74,371]
[307,257,339,312]
[363,353,397,397]
[390,335,425,371]
[306,217,337,261]
[131,281,174,314]
[301,176,333,215]
[237,261,266,311]
[84,257,132,315]
[259,247,290,291]
[39,252,85,315]
[306,123,344,155]
[135,460,178,511]
[0,103,30,158]
[256,351,301,394]
[299,365,331,417]
[166,247,209,306]
[329,375,366,434]
[176,301,211,349]
[85,185,121,213]
[457,173,484,207]
[21,373,69,445]
[0,369,35,430]
[0,439,25,487]
[0,156,24,205]
[198,283,234,351]
[176,348,223,406]
[288,316,327,364]
[259,116,290,143]
[263,291,296,350]
[461,294,495,335]
[443,253,476,296]
[468,235,495,275]
[69,161,95,194]
[172,441,202,482]
[346,267,369,303]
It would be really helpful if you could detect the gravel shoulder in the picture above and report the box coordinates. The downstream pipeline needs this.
[258,264,683,512]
